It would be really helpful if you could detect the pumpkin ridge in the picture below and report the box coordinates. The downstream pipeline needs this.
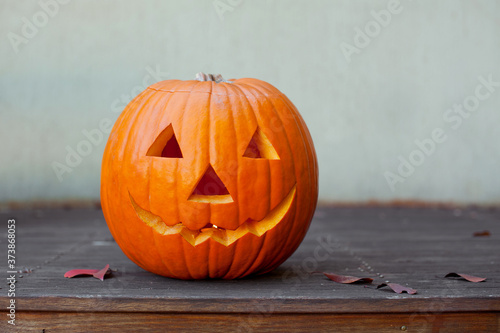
[229,83,273,223]
[145,78,189,214]
[250,86,317,272]
[237,83,290,208]
[223,83,266,279]
[114,89,159,264]
[275,97,318,259]
[268,97,307,257]
[147,93,185,224]
[227,85,239,225]
[219,83,246,277]
[208,82,240,230]
[102,89,155,239]
[279,93,319,215]
[178,80,208,279]
[237,86,283,275]
[240,82,306,263]
[152,226,175,278]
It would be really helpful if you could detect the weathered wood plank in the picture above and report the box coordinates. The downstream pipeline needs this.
[0,205,499,319]
[9,296,500,314]
[6,312,500,333]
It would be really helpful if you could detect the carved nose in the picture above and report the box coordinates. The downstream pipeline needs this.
[188,165,233,203]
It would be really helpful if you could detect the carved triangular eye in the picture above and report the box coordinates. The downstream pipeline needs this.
[243,127,279,159]
[146,124,183,158]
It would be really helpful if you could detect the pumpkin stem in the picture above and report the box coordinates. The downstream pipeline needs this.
[195,72,232,83]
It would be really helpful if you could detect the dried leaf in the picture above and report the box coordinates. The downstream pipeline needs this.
[64,268,100,278]
[444,272,486,282]
[93,264,110,281]
[473,230,491,237]
[64,264,111,281]
[377,283,417,294]
[323,272,373,284]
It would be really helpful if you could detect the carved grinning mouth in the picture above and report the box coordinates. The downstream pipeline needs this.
[129,185,296,247]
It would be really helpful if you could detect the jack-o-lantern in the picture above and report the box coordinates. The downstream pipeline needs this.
[101,73,318,279]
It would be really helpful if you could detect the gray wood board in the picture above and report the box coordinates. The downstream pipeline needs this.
[1,205,499,314]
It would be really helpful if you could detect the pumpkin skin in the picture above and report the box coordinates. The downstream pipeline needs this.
[100,75,318,279]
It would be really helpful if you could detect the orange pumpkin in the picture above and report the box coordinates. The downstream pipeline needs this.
[101,73,318,279]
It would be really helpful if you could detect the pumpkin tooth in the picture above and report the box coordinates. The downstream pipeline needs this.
[162,224,184,235]
[179,228,199,246]
[225,224,249,245]
[194,228,213,245]
[245,221,262,237]
[209,227,228,245]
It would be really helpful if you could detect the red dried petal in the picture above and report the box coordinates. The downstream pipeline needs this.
[445,272,486,282]
[323,272,373,284]
[377,283,417,294]
[64,269,100,278]
[64,264,111,281]
[93,264,110,281]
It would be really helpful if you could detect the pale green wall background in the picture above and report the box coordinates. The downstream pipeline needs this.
[1,0,499,204]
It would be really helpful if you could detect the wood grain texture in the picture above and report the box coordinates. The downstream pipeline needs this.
[0,206,499,330]
[5,312,499,332]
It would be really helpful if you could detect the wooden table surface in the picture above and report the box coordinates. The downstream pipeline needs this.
[1,205,499,332]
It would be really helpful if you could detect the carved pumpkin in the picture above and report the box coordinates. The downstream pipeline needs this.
[101,73,318,279]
